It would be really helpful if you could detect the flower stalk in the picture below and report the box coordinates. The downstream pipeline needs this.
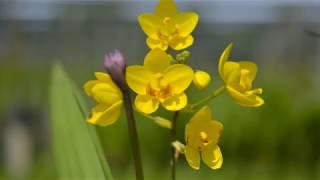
[171,111,179,180]
[104,50,144,180]
[184,86,225,112]
[122,85,144,180]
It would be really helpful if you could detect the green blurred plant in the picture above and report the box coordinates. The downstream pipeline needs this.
[50,63,114,180]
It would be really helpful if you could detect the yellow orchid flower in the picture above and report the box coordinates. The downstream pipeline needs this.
[126,48,194,114]
[193,70,211,89]
[185,106,223,170]
[84,72,123,126]
[218,44,264,107]
[138,0,199,51]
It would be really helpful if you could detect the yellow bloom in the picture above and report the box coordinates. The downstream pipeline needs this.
[185,106,223,170]
[138,0,199,51]
[218,44,264,107]
[193,70,211,89]
[84,72,123,126]
[126,48,194,114]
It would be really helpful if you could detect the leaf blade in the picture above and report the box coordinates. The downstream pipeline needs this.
[49,62,114,180]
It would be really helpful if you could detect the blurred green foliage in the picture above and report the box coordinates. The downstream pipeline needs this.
[49,63,113,179]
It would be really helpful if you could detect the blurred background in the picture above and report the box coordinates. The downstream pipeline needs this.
[1,0,320,179]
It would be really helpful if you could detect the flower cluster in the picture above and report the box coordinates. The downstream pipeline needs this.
[83,0,264,177]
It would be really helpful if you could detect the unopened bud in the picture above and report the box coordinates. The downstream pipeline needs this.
[193,70,211,89]
[176,50,191,64]
[154,116,172,129]
[104,50,126,88]
[172,141,186,160]
[104,50,126,72]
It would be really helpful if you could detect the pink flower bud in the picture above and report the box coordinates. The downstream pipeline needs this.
[104,50,126,73]
[104,50,127,89]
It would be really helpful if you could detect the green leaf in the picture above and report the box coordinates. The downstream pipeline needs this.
[49,62,114,180]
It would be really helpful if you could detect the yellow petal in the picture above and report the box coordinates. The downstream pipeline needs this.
[185,145,200,170]
[193,70,211,89]
[204,120,224,145]
[222,61,240,83]
[155,0,177,18]
[218,43,233,79]
[91,82,120,95]
[95,72,111,81]
[186,106,223,141]
[189,106,212,124]
[169,35,194,50]
[138,13,160,39]
[91,83,122,104]
[185,122,200,147]
[126,65,153,95]
[224,66,241,87]
[238,61,257,82]
[174,12,199,37]
[163,64,193,94]
[227,86,264,107]
[187,121,223,147]
[146,38,168,51]
[87,101,122,126]
[144,49,172,73]
[84,80,98,96]
[201,145,223,170]
[135,95,159,114]
[161,93,187,111]
[84,72,120,96]
[185,106,223,152]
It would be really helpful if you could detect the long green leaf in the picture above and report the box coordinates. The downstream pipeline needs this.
[49,62,114,180]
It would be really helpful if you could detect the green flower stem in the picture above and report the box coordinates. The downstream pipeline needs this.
[171,111,179,180]
[122,86,144,180]
[186,86,225,112]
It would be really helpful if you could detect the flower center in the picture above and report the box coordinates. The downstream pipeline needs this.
[158,17,179,42]
[163,17,171,24]
[245,88,263,96]
[147,74,172,99]
[239,69,252,91]
[238,69,263,96]
[199,131,209,146]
